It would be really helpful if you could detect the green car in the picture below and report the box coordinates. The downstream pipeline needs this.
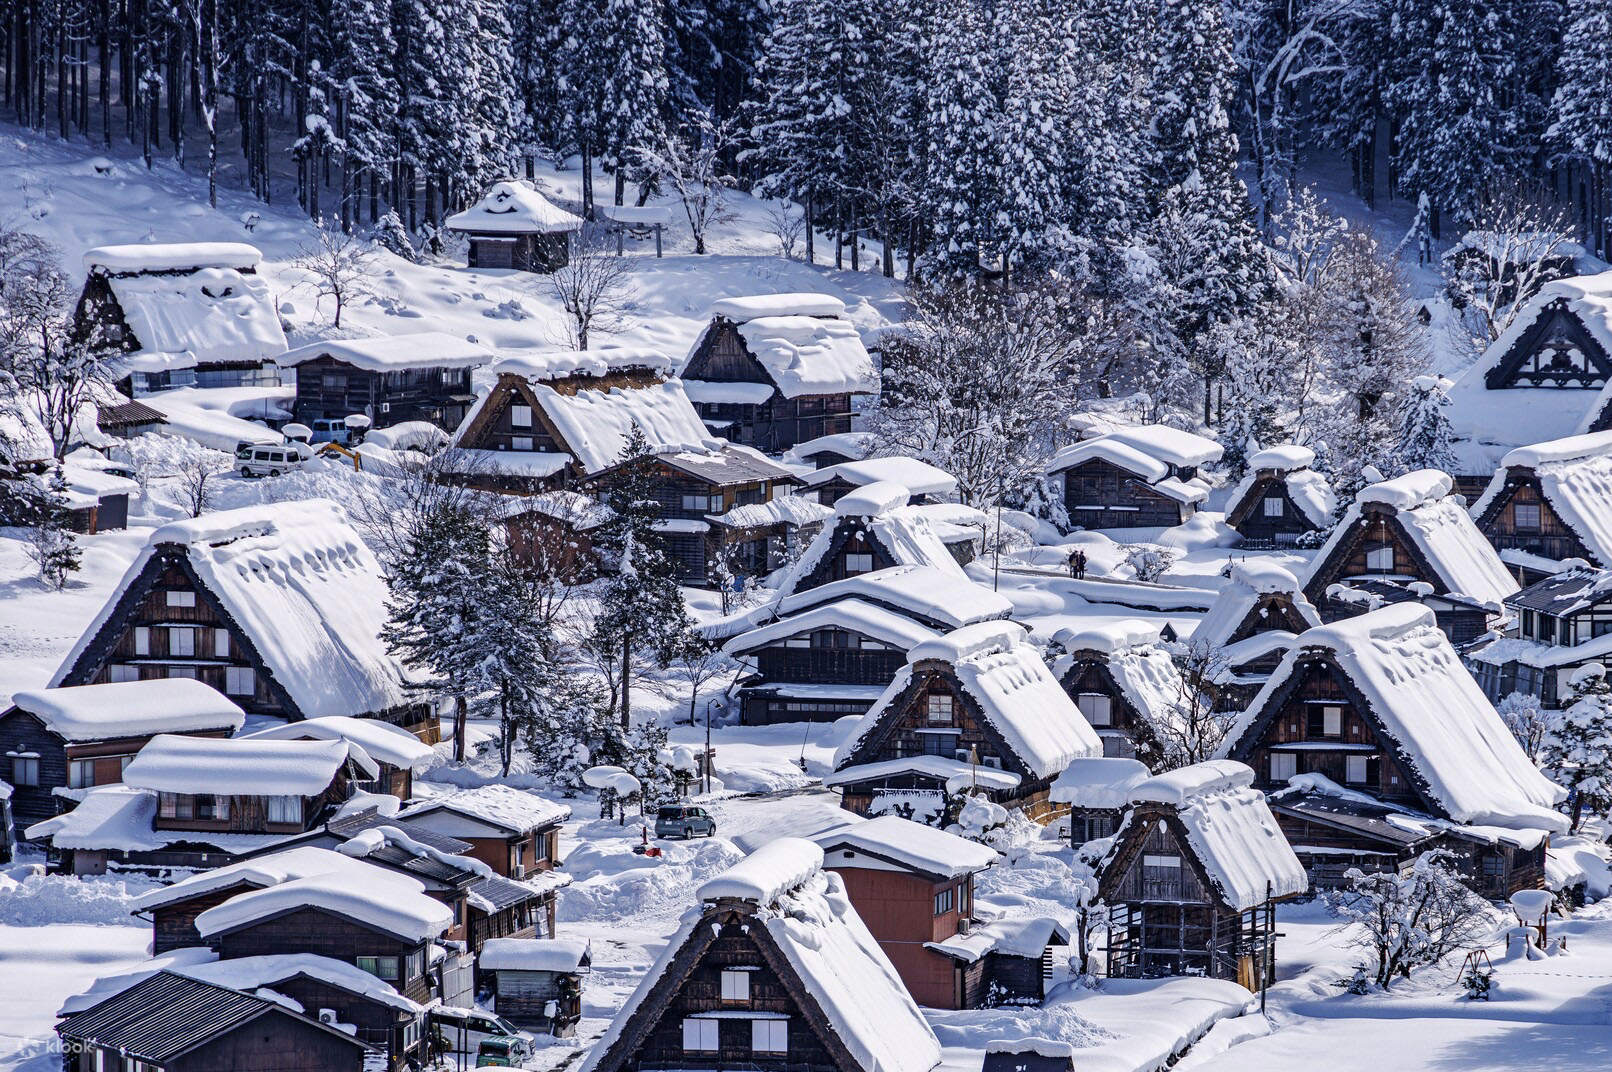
[477,1035,533,1067]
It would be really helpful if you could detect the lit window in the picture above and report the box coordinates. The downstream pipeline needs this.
[134,627,151,656]
[107,665,139,683]
[682,1019,719,1052]
[225,666,255,696]
[1262,497,1284,518]
[927,694,953,724]
[751,1020,788,1054]
[1513,503,1541,532]
[844,553,874,574]
[69,759,95,789]
[165,590,196,608]
[1270,752,1297,782]
[1346,756,1370,784]
[1077,694,1112,727]
[511,436,534,451]
[214,630,231,658]
[10,756,39,786]
[169,627,195,657]
[267,795,302,824]
[721,970,751,1002]
[1365,544,1395,572]
[510,404,533,428]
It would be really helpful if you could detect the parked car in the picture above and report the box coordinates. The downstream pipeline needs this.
[430,1007,534,1059]
[476,1035,533,1067]
[655,804,716,839]
[237,444,301,478]
[309,417,353,444]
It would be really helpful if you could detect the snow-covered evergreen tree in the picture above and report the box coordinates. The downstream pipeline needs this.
[24,469,81,591]
[1543,663,1612,831]
[1392,374,1457,475]
[558,0,669,213]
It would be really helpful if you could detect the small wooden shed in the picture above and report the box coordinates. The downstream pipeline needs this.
[479,936,592,1035]
[445,181,583,273]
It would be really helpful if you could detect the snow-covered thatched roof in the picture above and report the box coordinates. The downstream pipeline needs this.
[122,734,376,797]
[53,499,425,721]
[689,294,877,400]
[802,457,958,499]
[1225,446,1336,526]
[241,715,435,772]
[1222,604,1568,832]
[1052,620,1185,740]
[8,679,243,742]
[84,242,264,273]
[583,838,939,1072]
[1471,428,1612,566]
[1050,756,1150,809]
[775,566,1014,630]
[1192,560,1321,649]
[1117,760,1308,911]
[1307,469,1517,606]
[723,599,942,657]
[836,622,1102,779]
[443,181,582,234]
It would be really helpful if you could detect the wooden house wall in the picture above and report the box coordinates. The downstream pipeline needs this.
[1108,820,1209,905]
[291,355,475,432]
[267,975,417,1067]
[626,921,842,1072]
[0,709,69,833]
[1224,593,1314,645]
[468,895,546,953]
[684,320,855,452]
[152,882,261,953]
[491,967,583,1029]
[1234,659,1423,807]
[1227,473,1320,547]
[753,636,909,687]
[466,232,568,273]
[71,273,141,354]
[1061,458,1187,529]
[454,826,560,878]
[1476,474,1594,564]
[170,1012,367,1072]
[216,906,435,1004]
[152,773,347,837]
[830,866,967,1008]
[793,521,898,594]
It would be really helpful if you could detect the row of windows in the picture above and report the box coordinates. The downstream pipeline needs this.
[156,792,302,823]
[357,950,425,982]
[779,630,899,652]
[682,1017,788,1054]
[107,661,255,696]
[1269,752,1376,785]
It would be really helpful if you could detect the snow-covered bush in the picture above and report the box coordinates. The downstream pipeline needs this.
[1121,543,1178,582]
[1325,850,1495,990]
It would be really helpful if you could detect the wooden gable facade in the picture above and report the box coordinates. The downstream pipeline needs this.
[583,897,874,1072]
[1483,297,1612,391]
[834,662,1055,820]
[1473,467,1597,571]
[1055,656,1166,768]
[1224,471,1323,548]
[51,547,433,738]
[1060,457,1192,529]
[1302,504,1496,644]
[737,623,910,726]
[1218,589,1316,646]
[683,319,855,453]
[213,905,440,1005]
[463,230,570,273]
[1098,807,1279,987]
[290,354,476,433]
[0,707,230,835]
[789,516,906,595]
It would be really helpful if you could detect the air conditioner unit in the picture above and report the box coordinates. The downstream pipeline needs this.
[513,865,527,880]
[319,1009,339,1026]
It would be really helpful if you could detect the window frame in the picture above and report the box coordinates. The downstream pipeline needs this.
[751,1019,788,1055]
[1076,693,1113,727]
[682,1018,720,1053]
[1270,751,1298,782]
[720,970,751,1003]
[1262,496,1284,518]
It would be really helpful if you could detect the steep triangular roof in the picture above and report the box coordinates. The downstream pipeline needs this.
[1470,429,1612,567]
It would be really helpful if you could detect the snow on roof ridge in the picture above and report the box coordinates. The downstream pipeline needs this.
[1049,756,1151,807]
[241,715,435,772]
[84,241,263,273]
[774,566,1014,628]
[194,870,452,942]
[276,332,493,370]
[709,292,847,322]
[1129,759,1255,805]
[478,937,592,973]
[805,457,958,498]
[148,497,350,547]
[1224,558,1302,593]
[1046,437,1169,482]
[1297,601,1435,650]
[129,845,384,911]
[1501,429,1612,469]
[908,620,1027,666]
[122,733,377,797]
[835,479,910,517]
[817,815,998,878]
[443,180,582,234]
[490,348,675,382]
[698,837,824,904]
[10,678,244,741]
[1052,618,1160,654]
[1104,425,1223,468]
[1247,443,1316,471]
[1357,468,1454,510]
[401,783,571,833]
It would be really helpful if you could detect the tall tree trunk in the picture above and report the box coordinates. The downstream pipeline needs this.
[453,695,467,762]
[620,638,631,731]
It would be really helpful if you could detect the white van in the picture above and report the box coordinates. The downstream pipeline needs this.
[238,445,301,478]
[309,418,352,445]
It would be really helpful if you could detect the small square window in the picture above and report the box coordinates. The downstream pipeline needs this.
[169,627,195,657]
[10,756,40,786]
[1346,756,1370,784]
[225,666,255,696]
[1262,497,1284,518]
[927,694,953,724]
[511,436,534,451]
[510,403,533,428]
[165,590,196,608]
[107,665,139,683]
[1270,752,1297,782]
[1365,544,1395,572]
[721,970,751,1002]
[1323,706,1342,736]
[751,1020,788,1054]
[1077,694,1112,727]
[214,630,231,658]
[844,552,874,574]
[682,494,710,512]
[682,1019,719,1053]
[1514,502,1542,532]
[69,759,95,789]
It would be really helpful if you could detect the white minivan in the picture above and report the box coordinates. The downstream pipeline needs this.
[238,445,301,478]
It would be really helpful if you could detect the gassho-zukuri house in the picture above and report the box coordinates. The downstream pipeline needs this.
[577,838,940,1072]
[827,621,1102,824]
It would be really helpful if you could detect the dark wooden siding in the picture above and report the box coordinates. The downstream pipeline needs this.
[170,1011,367,1072]
[1227,473,1321,548]
[1476,473,1595,564]
[215,907,436,1004]
[290,355,475,432]
[1061,458,1187,529]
